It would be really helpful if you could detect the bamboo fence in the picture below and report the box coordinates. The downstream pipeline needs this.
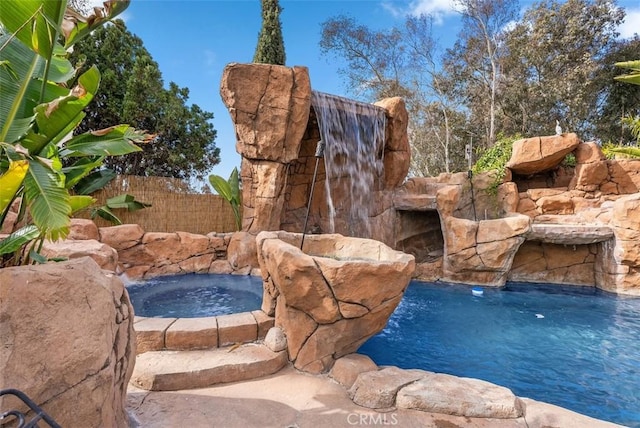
[76,175,238,234]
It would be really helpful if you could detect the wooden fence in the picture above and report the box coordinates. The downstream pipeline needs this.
[77,175,239,234]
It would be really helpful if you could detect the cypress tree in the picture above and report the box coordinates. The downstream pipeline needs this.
[253,0,286,65]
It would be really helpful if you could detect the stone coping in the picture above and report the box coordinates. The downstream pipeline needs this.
[527,223,614,244]
[133,310,274,354]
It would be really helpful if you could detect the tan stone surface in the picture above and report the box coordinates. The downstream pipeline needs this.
[572,161,609,189]
[209,259,233,274]
[220,63,310,162]
[507,133,581,175]
[349,366,423,409]
[294,296,402,373]
[251,309,275,339]
[316,256,411,310]
[0,258,134,428]
[374,97,411,189]
[178,253,215,273]
[274,296,317,360]
[396,372,524,418]
[476,215,531,244]
[227,231,259,270]
[264,327,287,352]
[257,231,414,373]
[261,237,341,324]
[134,317,177,354]
[443,216,477,253]
[69,218,99,240]
[100,223,145,250]
[574,141,606,163]
[131,344,288,391]
[165,317,218,350]
[330,354,379,389]
[536,193,575,215]
[520,398,622,428]
[526,223,614,244]
[41,239,118,271]
[127,365,624,428]
[217,312,258,346]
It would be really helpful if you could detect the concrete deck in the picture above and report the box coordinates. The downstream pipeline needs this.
[126,366,623,428]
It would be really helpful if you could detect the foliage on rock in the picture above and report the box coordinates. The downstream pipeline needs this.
[472,134,519,194]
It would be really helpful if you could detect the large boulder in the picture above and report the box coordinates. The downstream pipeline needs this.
[442,215,530,286]
[0,257,136,427]
[220,63,311,163]
[507,133,580,175]
[41,239,118,271]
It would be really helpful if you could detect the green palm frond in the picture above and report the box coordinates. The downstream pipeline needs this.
[23,159,71,241]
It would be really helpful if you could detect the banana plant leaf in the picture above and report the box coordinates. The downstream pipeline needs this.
[0,225,39,255]
[0,160,29,214]
[61,124,145,157]
[69,195,96,213]
[0,0,66,59]
[65,161,112,192]
[63,1,131,48]
[105,193,151,211]
[91,206,122,225]
[23,159,70,241]
[19,66,100,155]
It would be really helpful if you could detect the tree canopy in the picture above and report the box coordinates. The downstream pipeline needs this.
[253,0,286,65]
[69,20,220,182]
[320,0,638,177]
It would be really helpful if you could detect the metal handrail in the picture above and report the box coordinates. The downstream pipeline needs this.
[0,389,61,428]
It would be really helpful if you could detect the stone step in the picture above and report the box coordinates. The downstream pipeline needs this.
[130,343,288,391]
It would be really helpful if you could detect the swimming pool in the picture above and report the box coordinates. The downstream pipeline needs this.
[127,274,263,318]
[358,281,640,427]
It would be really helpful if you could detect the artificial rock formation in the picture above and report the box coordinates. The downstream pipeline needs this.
[394,137,639,293]
[221,63,312,232]
[0,257,135,427]
[256,230,415,373]
[506,133,581,175]
[220,62,410,237]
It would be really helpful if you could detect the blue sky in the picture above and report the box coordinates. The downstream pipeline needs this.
[91,0,640,187]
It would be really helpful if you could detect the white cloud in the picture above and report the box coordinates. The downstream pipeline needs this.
[619,8,640,38]
[409,0,459,24]
[382,0,459,24]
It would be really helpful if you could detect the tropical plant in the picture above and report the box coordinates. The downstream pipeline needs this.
[0,0,149,266]
[89,194,151,225]
[253,0,286,65]
[208,167,241,231]
[611,59,640,153]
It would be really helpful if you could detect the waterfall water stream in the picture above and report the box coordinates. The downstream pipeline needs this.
[311,91,387,238]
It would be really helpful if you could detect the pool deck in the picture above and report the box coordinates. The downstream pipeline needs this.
[128,315,625,428]
[126,365,624,428]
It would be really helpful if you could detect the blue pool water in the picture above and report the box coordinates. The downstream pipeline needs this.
[358,281,640,427]
[127,274,263,318]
